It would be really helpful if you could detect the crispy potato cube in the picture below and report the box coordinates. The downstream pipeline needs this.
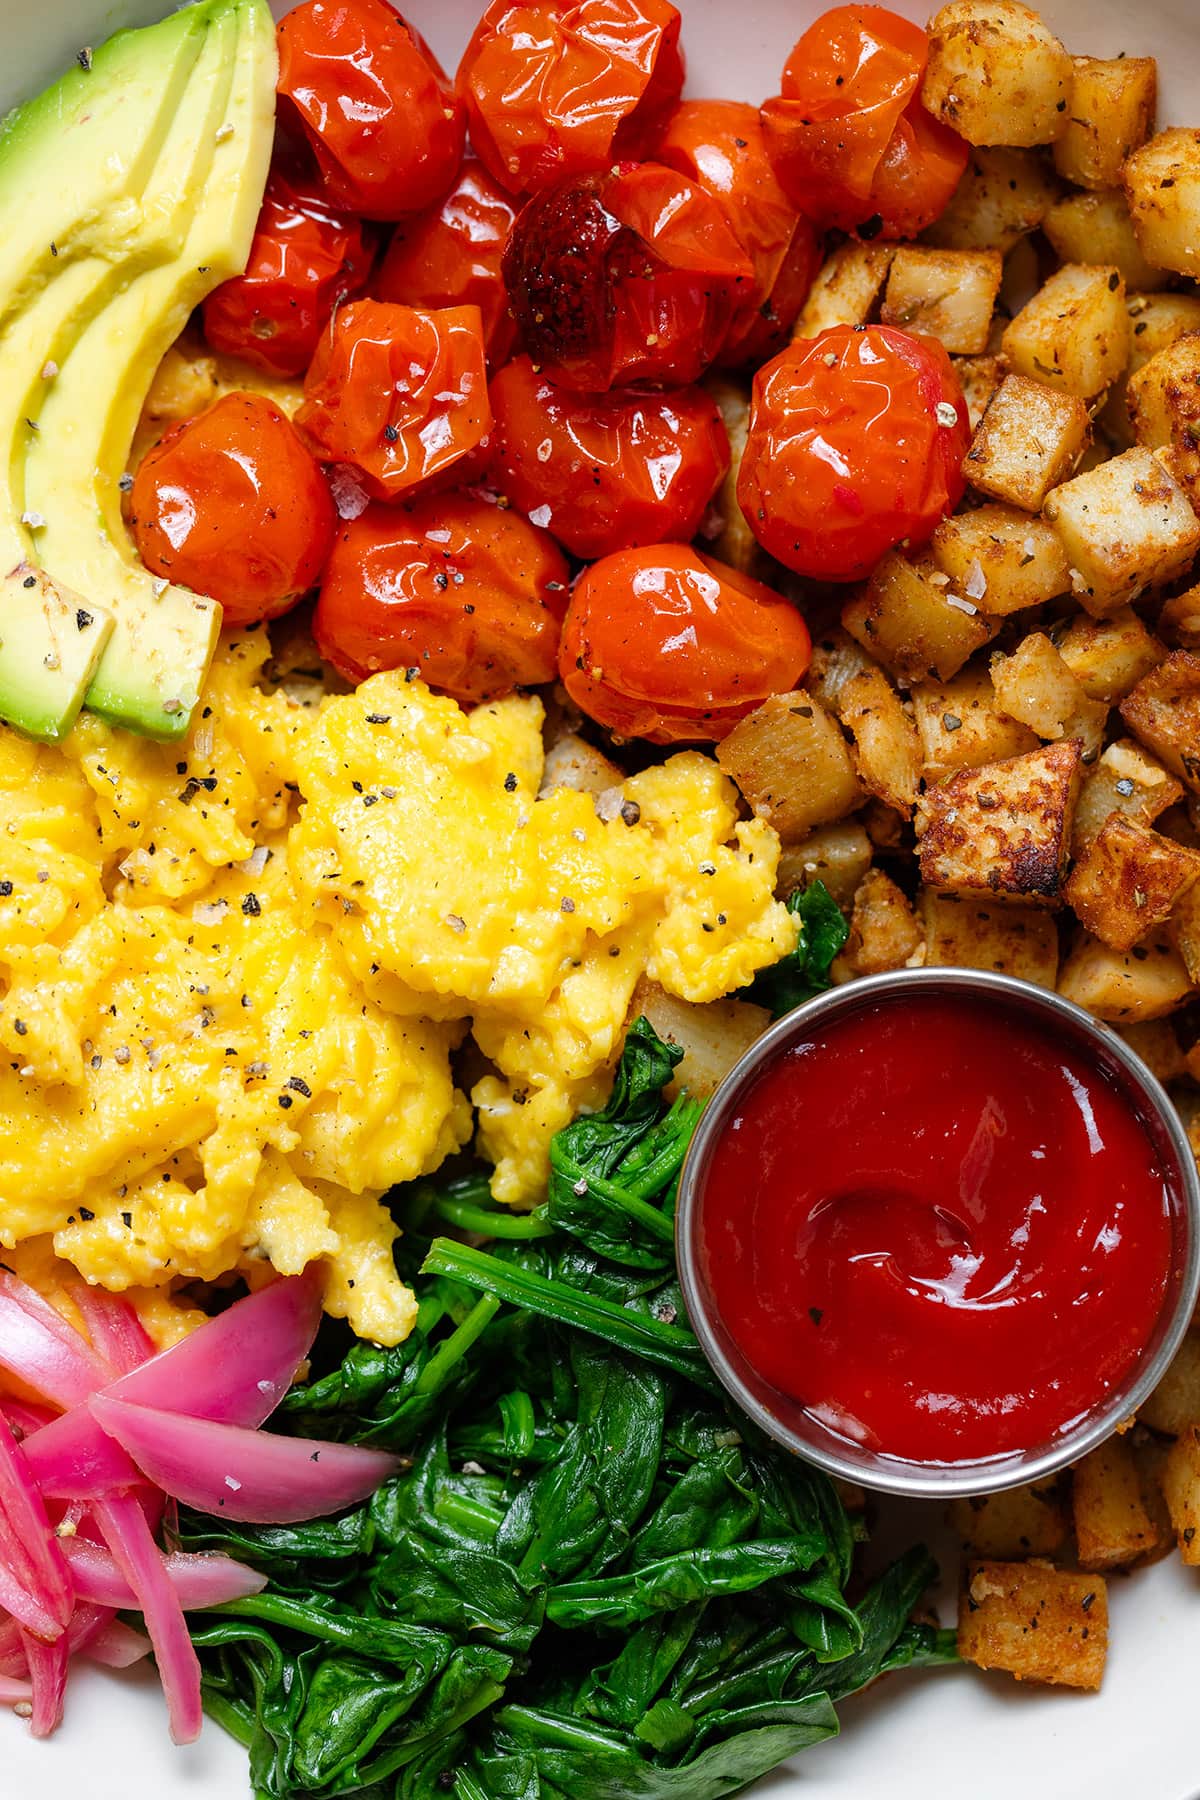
[959,1561,1106,1690]
[1128,293,1200,378]
[805,629,876,716]
[1057,925,1194,1020]
[1159,584,1200,652]
[793,243,894,338]
[702,374,773,581]
[834,869,921,979]
[1124,129,1200,279]
[776,822,872,911]
[630,980,769,1101]
[1116,1017,1187,1082]
[990,634,1108,757]
[1140,1331,1200,1434]
[862,798,906,851]
[1002,265,1130,400]
[953,354,1005,431]
[912,665,1039,780]
[1042,189,1170,294]
[1073,1436,1163,1571]
[966,374,1090,511]
[949,1483,1066,1559]
[837,667,921,817]
[1120,651,1200,791]
[1044,450,1200,615]
[539,733,623,799]
[1065,815,1200,952]
[880,246,1002,354]
[1171,876,1200,982]
[1053,56,1157,191]
[924,146,1061,253]
[931,506,1069,617]
[715,692,862,843]
[843,553,994,684]
[1128,330,1200,503]
[922,1,1071,147]
[1071,736,1184,848]
[1055,609,1165,703]
[919,888,1059,985]
[1163,1425,1200,1564]
[918,739,1082,904]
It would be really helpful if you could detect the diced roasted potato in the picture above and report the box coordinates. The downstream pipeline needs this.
[1071,737,1184,847]
[1044,450,1200,615]
[1162,1425,1200,1565]
[715,692,863,843]
[805,629,876,716]
[880,246,1003,353]
[1159,584,1200,652]
[931,506,1070,616]
[965,374,1090,510]
[919,888,1060,985]
[861,797,907,851]
[837,667,922,816]
[702,374,773,580]
[1127,293,1200,379]
[923,146,1061,253]
[1115,1017,1187,1082]
[912,665,1039,780]
[1002,264,1130,400]
[1123,129,1200,279]
[793,242,895,338]
[1120,651,1200,791]
[1171,877,1200,982]
[1055,608,1165,702]
[843,553,994,684]
[1073,1436,1163,1571]
[1053,56,1158,191]
[989,633,1109,756]
[1065,815,1200,952]
[539,733,624,799]
[949,1482,1067,1559]
[1042,189,1170,294]
[958,1561,1107,1690]
[630,980,770,1100]
[776,822,873,911]
[834,869,921,979]
[1140,1330,1200,1434]
[922,1,1071,147]
[1057,925,1195,1020]
[1127,330,1200,502]
[953,354,1006,431]
[918,739,1083,904]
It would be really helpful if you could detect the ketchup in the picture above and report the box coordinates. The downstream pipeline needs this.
[695,990,1176,1464]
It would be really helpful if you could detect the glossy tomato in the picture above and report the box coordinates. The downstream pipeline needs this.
[736,323,970,583]
[488,356,730,559]
[456,0,684,196]
[503,163,754,391]
[295,300,491,503]
[559,544,812,743]
[375,159,519,368]
[649,100,822,366]
[277,0,465,220]
[130,393,335,625]
[760,4,968,238]
[314,494,569,702]
[201,158,373,378]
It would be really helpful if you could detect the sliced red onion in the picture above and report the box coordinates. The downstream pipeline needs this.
[0,1674,33,1706]
[0,1399,55,1439]
[69,1285,154,1377]
[80,1617,152,1670]
[92,1494,202,1745]
[0,1274,108,1408]
[20,1630,67,1738]
[0,1416,74,1627]
[20,1406,144,1501]
[64,1537,266,1610]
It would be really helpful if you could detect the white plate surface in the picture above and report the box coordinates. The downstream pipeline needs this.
[2,1,1200,1795]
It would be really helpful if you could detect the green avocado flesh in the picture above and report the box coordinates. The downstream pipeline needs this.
[0,0,275,744]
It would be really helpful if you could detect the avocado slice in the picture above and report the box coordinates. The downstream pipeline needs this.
[22,0,276,742]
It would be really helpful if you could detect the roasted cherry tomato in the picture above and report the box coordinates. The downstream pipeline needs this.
[737,323,970,583]
[130,393,335,625]
[314,493,569,702]
[760,4,968,238]
[649,100,822,366]
[277,0,465,220]
[559,544,812,744]
[375,159,519,368]
[201,157,373,377]
[503,162,754,391]
[456,0,684,196]
[295,300,492,503]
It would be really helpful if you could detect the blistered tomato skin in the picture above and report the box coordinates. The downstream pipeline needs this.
[761,3,968,238]
[649,100,822,366]
[295,300,492,503]
[314,494,569,703]
[201,159,373,378]
[375,159,519,368]
[130,393,336,626]
[457,0,684,196]
[277,0,465,220]
[560,544,812,744]
[502,163,755,391]
[488,356,730,559]
[737,324,970,583]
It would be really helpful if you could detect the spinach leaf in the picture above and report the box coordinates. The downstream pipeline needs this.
[749,882,849,1018]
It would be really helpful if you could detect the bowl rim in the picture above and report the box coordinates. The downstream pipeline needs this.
[674,965,1200,1499]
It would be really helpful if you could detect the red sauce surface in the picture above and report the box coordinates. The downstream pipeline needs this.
[696,991,1177,1464]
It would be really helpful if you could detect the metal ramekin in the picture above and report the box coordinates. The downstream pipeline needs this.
[675,967,1200,1499]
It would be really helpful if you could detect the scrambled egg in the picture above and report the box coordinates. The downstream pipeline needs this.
[0,633,794,1343]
